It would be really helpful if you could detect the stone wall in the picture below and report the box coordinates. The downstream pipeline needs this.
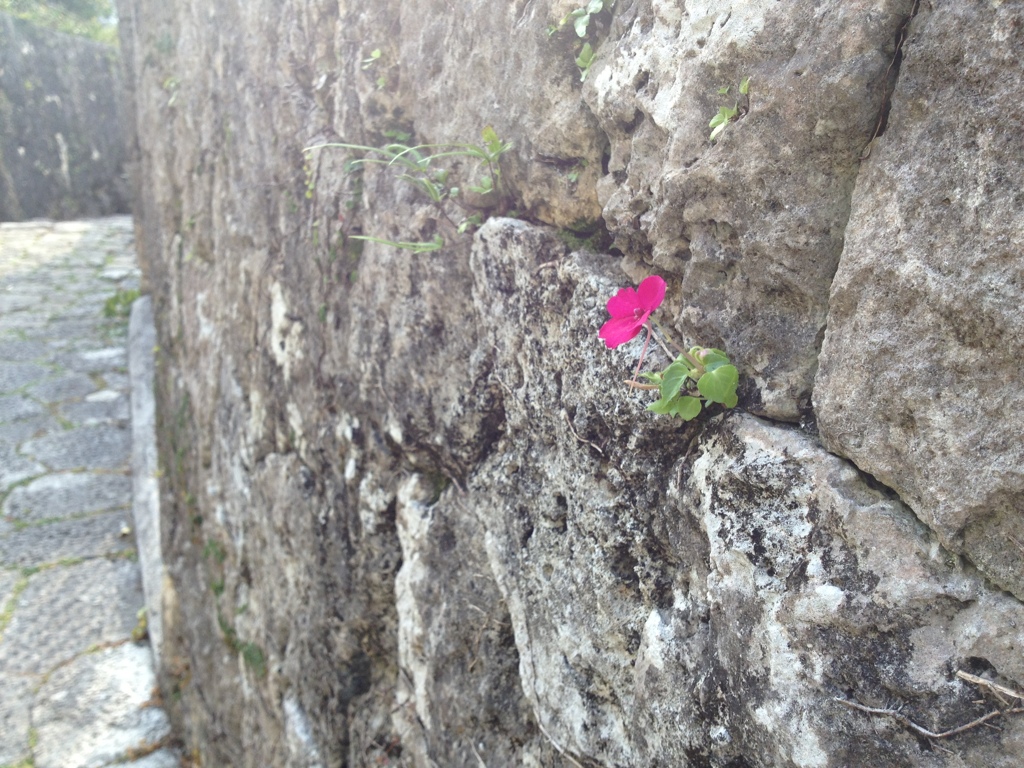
[116,0,1024,766]
[0,13,128,221]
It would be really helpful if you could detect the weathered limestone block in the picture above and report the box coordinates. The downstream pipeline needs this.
[586,0,918,419]
[391,0,606,228]
[114,0,1024,765]
[413,219,1024,767]
[393,473,553,767]
[0,13,128,220]
[815,2,1024,600]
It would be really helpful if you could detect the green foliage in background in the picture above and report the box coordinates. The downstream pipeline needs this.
[102,287,139,319]
[0,0,117,44]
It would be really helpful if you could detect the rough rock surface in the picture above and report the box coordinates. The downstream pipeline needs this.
[814,1,1024,602]
[0,13,129,221]
[116,0,1024,766]
[585,0,919,420]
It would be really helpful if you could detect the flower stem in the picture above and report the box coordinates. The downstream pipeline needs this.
[625,380,659,390]
[651,318,685,354]
[630,323,653,385]
[651,331,675,361]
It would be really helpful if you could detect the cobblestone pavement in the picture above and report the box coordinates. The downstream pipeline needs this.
[0,218,178,768]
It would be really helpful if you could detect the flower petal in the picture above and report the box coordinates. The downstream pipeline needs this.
[636,275,666,312]
[599,316,644,348]
[606,286,640,318]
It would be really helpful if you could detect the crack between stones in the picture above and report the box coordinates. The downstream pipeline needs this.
[730,412,1024,610]
[808,0,924,487]
[861,0,922,158]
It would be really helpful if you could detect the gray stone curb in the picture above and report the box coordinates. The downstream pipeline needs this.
[0,218,178,768]
[128,295,164,665]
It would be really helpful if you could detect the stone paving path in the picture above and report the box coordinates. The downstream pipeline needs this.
[0,218,178,768]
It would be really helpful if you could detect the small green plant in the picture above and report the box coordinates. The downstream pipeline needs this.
[361,48,382,69]
[549,0,614,81]
[360,48,388,88]
[216,611,267,676]
[102,288,140,319]
[240,641,267,676]
[599,276,738,421]
[566,159,588,184]
[709,77,751,142]
[306,126,512,252]
[575,43,597,82]
[161,76,180,107]
[551,0,609,38]
[351,234,444,253]
[202,538,227,564]
[131,608,149,642]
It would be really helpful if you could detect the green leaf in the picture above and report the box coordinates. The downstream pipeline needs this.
[576,42,595,80]
[739,76,750,95]
[573,13,591,37]
[696,347,731,371]
[659,361,691,402]
[240,642,267,677]
[639,371,662,384]
[586,0,604,13]
[669,396,703,420]
[649,395,702,420]
[469,175,494,194]
[350,234,444,253]
[576,42,594,67]
[697,364,739,404]
[647,397,674,415]
[718,85,730,95]
[481,126,502,156]
[709,120,728,141]
[361,49,381,69]
[675,353,698,371]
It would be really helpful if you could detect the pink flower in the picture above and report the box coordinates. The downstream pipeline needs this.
[599,275,666,349]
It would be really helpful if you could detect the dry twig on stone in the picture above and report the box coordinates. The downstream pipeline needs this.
[836,669,1024,740]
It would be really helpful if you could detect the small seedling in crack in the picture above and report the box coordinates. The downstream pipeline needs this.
[709,76,751,142]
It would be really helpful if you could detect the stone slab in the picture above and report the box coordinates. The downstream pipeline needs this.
[0,559,143,675]
[0,673,32,766]
[0,314,48,334]
[45,318,109,340]
[0,339,48,362]
[0,511,134,567]
[26,372,97,403]
[0,362,51,393]
[102,372,130,391]
[0,294,36,313]
[20,425,131,471]
[814,1,1024,600]
[0,394,45,423]
[61,395,130,427]
[0,445,45,493]
[33,643,172,768]
[0,567,18,610]
[2,472,132,522]
[71,347,128,373]
[0,414,58,445]
[100,267,134,282]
